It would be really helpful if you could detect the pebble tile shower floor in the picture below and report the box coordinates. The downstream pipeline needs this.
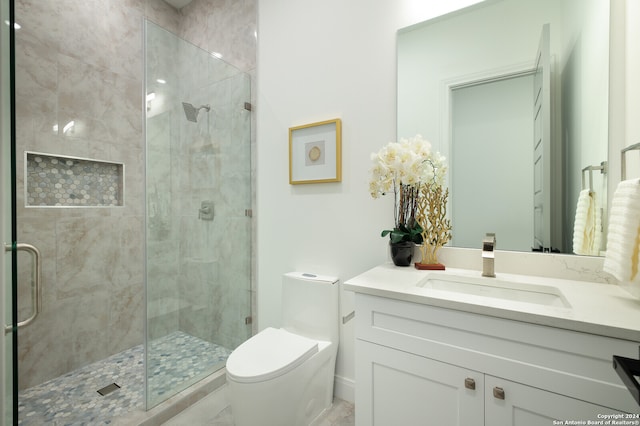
[18,331,231,425]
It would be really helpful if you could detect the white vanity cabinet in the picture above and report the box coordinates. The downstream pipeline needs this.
[357,339,484,425]
[483,376,610,425]
[354,293,640,425]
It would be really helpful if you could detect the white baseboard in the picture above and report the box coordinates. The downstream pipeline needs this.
[333,374,355,403]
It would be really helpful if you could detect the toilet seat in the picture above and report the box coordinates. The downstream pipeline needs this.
[226,327,319,383]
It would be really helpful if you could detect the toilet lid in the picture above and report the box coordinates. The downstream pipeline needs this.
[226,327,319,383]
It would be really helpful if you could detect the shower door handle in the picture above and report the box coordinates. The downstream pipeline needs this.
[4,243,42,334]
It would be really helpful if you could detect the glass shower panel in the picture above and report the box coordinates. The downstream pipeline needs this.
[144,20,252,409]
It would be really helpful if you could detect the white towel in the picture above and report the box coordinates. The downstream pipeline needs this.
[573,189,600,255]
[593,197,602,255]
[603,179,640,282]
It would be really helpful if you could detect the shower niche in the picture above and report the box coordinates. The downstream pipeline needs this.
[25,151,124,207]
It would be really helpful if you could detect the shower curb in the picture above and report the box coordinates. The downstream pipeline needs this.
[113,369,227,425]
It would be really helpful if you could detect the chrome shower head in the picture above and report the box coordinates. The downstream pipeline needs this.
[182,102,211,122]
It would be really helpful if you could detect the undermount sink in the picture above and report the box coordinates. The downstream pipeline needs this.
[416,273,571,308]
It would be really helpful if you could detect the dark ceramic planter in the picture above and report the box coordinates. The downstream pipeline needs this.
[389,241,413,267]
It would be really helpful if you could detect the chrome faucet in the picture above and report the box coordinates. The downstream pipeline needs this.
[482,233,496,277]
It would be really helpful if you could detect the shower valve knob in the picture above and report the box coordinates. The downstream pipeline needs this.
[199,201,214,221]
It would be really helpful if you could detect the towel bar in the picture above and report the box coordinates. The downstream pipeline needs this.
[581,161,607,191]
[621,142,640,180]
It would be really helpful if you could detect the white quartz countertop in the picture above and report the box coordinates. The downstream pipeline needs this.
[344,263,640,342]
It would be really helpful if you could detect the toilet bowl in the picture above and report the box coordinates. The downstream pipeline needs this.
[226,272,339,426]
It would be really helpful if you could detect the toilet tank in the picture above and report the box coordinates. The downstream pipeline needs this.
[281,272,339,344]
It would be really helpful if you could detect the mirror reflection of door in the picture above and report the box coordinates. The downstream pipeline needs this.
[450,24,558,253]
[451,73,535,252]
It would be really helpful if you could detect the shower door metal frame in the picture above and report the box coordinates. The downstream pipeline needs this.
[1,0,18,423]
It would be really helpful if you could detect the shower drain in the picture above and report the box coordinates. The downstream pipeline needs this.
[97,383,121,396]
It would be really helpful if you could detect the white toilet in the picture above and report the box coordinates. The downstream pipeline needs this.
[226,272,340,426]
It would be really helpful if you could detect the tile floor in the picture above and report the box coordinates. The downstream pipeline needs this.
[17,330,355,426]
[18,331,230,425]
[162,384,355,426]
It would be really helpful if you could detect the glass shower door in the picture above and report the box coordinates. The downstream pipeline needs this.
[144,20,252,409]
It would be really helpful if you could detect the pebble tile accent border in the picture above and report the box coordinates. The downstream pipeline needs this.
[18,331,231,425]
[26,152,123,207]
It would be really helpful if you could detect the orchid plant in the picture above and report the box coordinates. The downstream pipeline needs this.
[369,135,447,244]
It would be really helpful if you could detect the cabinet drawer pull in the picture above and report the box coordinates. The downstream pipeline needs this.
[493,386,505,400]
[464,378,476,390]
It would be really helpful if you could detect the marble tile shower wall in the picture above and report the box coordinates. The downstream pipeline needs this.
[162,0,258,341]
[146,19,252,353]
[14,0,256,391]
[176,69,252,351]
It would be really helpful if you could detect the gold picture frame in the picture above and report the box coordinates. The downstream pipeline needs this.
[289,118,342,184]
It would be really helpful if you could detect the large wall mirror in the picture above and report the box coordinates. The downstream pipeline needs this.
[397,0,610,255]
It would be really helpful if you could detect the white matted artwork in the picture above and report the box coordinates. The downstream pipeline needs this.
[289,118,342,184]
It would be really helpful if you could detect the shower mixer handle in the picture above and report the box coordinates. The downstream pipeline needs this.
[199,201,214,221]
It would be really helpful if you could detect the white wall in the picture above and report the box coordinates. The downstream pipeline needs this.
[256,0,483,401]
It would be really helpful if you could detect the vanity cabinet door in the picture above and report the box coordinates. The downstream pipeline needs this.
[485,375,621,426]
[356,339,484,426]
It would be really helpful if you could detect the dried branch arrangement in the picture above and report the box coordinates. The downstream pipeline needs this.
[416,184,452,268]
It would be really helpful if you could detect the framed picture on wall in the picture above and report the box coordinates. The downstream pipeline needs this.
[289,118,342,184]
